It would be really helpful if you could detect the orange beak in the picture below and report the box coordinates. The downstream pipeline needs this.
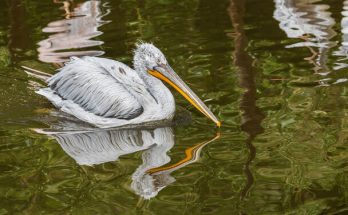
[149,66,220,127]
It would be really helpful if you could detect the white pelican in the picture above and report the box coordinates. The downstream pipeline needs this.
[25,43,220,128]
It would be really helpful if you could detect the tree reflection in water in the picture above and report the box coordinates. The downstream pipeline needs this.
[273,0,336,75]
[37,0,110,66]
[228,0,265,203]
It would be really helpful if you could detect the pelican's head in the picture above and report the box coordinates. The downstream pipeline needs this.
[134,43,221,127]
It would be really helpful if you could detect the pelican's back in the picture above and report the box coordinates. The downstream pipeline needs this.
[46,57,145,119]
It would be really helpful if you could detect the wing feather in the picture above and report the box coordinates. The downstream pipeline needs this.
[48,57,145,119]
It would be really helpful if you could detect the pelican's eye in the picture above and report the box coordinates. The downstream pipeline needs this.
[156,58,160,64]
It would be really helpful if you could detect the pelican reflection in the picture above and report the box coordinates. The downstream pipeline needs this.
[38,0,109,64]
[38,126,218,199]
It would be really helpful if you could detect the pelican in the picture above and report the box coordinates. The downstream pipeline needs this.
[25,43,220,128]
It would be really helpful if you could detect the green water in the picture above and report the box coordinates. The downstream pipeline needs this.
[1,0,348,214]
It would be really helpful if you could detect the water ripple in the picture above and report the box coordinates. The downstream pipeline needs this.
[37,0,110,64]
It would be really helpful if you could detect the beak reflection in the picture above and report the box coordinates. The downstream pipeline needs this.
[146,132,221,175]
[149,65,221,127]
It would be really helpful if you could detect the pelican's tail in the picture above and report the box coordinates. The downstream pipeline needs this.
[21,66,52,82]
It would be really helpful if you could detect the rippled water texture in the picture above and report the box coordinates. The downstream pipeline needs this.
[1,0,348,214]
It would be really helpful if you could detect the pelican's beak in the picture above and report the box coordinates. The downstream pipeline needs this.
[149,65,221,127]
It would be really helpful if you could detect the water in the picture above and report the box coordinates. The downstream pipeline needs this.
[1,0,348,214]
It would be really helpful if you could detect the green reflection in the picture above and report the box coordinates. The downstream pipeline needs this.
[1,0,348,214]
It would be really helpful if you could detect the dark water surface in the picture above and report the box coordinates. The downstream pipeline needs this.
[1,0,348,214]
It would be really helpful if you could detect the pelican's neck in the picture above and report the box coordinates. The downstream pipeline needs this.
[135,67,175,118]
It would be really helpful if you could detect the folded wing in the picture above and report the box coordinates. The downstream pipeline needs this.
[47,57,145,119]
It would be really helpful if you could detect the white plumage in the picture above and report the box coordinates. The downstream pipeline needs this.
[27,43,220,128]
